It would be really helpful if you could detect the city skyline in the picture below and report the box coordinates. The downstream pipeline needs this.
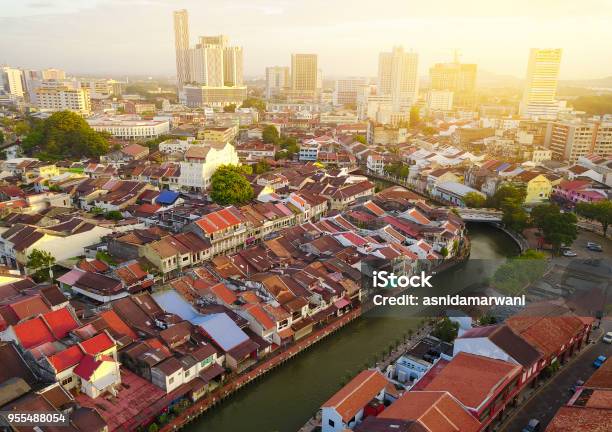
[1,0,611,80]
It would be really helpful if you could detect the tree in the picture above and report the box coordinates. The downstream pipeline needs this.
[432,318,459,343]
[210,165,254,205]
[532,203,578,253]
[0,130,4,144]
[26,249,56,281]
[241,98,266,112]
[21,111,109,160]
[262,125,280,144]
[354,135,367,144]
[252,160,270,174]
[489,184,526,209]
[440,247,449,257]
[577,201,612,237]
[501,198,529,232]
[223,103,236,113]
[463,192,486,208]
[104,210,124,221]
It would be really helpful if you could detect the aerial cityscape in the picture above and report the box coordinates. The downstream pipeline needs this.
[0,2,611,432]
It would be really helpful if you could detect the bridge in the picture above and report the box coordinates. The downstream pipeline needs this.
[454,208,503,222]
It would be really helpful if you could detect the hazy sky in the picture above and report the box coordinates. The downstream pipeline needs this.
[1,0,611,80]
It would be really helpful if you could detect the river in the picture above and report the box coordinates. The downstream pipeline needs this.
[184,223,519,432]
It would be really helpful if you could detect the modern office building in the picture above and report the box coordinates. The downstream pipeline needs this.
[183,85,247,108]
[333,78,368,106]
[426,90,454,111]
[429,60,477,107]
[1,67,25,98]
[291,54,318,92]
[547,120,612,163]
[520,48,562,119]
[377,46,418,111]
[173,9,191,88]
[223,46,244,87]
[189,43,225,87]
[41,68,66,80]
[265,66,290,99]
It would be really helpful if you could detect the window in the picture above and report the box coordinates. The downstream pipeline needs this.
[61,376,73,386]
[169,377,174,384]
[328,419,335,427]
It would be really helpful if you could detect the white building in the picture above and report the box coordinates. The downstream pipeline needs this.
[179,141,239,190]
[265,66,290,99]
[378,46,419,110]
[1,67,24,98]
[333,77,367,106]
[36,86,91,115]
[87,115,170,139]
[426,90,454,111]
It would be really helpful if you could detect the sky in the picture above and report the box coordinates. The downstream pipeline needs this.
[1,0,611,80]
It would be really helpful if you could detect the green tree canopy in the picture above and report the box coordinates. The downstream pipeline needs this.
[21,111,109,160]
[26,249,56,282]
[354,135,367,144]
[432,318,459,343]
[0,130,4,144]
[262,125,280,144]
[490,184,526,209]
[532,203,578,252]
[223,104,236,113]
[577,200,612,236]
[209,164,254,205]
[463,192,487,208]
[241,98,266,112]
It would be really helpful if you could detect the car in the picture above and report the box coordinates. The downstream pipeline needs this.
[570,379,585,393]
[562,249,577,257]
[603,332,612,344]
[593,355,607,368]
[587,242,603,252]
[522,419,541,432]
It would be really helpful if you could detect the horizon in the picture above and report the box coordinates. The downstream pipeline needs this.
[1,0,611,81]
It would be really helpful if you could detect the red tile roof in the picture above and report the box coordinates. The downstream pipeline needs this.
[210,283,237,305]
[47,345,84,372]
[9,296,50,320]
[379,391,481,432]
[322,369,388,422]
[42,308,79,339]
[80,332,115,355]
[507,316,586,358]
[13,317,55,349]
[73,355,103,380]
[245,304,275,331]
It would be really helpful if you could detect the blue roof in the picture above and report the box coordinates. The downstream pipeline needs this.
[153,289,249,352]
[156,190,180,205]
[193,313,249,351]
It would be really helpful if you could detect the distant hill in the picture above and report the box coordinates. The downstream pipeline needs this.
[560,76,612,89]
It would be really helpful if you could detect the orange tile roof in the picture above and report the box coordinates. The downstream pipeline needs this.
[245,304,275,331]
[507,316,586,358]
[100,310,138,340]
[322,369,388,422]
[379,391,481,432]
[545,406,612,432]
[210,283,237,305]
[419,352,521,410]
[10,296,50,320]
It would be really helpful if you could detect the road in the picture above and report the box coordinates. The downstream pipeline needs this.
[502,320,612,432]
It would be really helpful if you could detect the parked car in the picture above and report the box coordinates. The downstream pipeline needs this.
[587,242,603,252]
[593,355,607,368]
[570,379,585,393]
[603,332,612,344]
[522,419,541,432]
[562,249,577,257]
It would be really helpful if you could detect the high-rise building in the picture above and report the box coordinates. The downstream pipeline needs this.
[429,60,477,108]
[173,9,191,88]
[426,90,454,111]
[189,43,225,87]
[223,46,244,87]
[1,67,25,98]
[547,120,612,163]
[41,68,66,80]
[265,66,290,99]
[377,47,418,111]
[291,54,318,92]
[333,78,367,106]
[520,48,562,119]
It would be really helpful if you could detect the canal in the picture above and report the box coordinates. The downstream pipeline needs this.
[185,223,520,432]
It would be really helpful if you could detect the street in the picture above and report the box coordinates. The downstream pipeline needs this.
[501,320,612,432]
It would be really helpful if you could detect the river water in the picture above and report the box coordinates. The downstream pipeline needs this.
[185,224,519,432]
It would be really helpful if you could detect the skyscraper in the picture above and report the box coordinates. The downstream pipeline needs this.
[377,47,419,111]
[173,9,191,88]
[520,48,562,119]
[429,60,477,108]
[189,42,224,87]
[41,68,66,80]
[291,54,318,92]
[1,67,24,98]
[265,66,290,99]
[223,46,244,87]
